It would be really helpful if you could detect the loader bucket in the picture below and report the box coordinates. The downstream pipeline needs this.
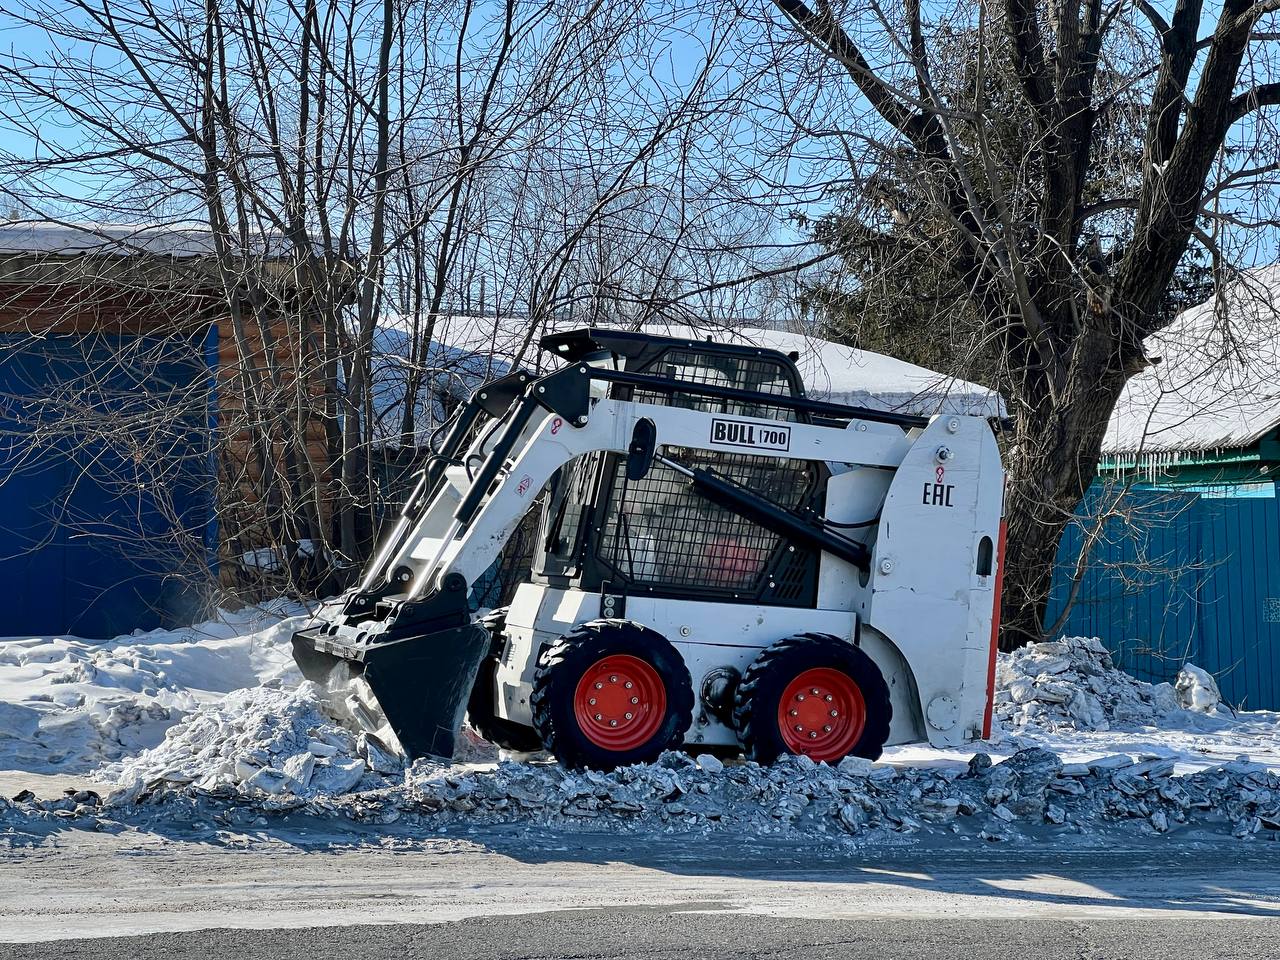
[291,622,490,761]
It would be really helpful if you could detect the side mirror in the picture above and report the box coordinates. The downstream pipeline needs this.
[626,417,657,481]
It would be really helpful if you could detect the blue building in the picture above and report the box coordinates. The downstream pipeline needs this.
[1047,270,1280,709]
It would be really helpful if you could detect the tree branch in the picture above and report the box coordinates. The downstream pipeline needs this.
[1228,81,1280,122]
[1002,0,1056,125]
[770,0,918,136]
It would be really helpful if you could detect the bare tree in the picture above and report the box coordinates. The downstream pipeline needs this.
[0,0,786,606]
[748,0,1280,646]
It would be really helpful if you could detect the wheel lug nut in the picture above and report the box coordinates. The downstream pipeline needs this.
[609,675,618,683]
[811,688,819,695]
[808,731,818,739]
[594,682,603,690]
[830,710,838,717]
[824,694,833,702]
[609,719,618,727]
[625,712,633,720]
[631,697,639,704]
[796,694,805,702]
[624,681,633,689]
[589,698,597,706]
[794,725,804,732]
[823,725,832,733]
[594,714,603,721]
[789,709,798,717]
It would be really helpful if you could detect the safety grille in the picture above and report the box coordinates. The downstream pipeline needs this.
[597,447,815,593]
[631,348,799,422]
[770,546,814,602]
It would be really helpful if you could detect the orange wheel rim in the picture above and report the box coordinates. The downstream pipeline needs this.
[572,654,667,751]
[777,667,866,761]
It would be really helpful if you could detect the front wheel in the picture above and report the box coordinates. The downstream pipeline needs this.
[734,632,892,765]
[531,620,693,771]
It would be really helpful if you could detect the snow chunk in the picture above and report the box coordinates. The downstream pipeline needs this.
[695,754,724,775]
[1175,664,1221,714]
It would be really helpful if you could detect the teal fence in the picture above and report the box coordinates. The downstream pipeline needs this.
[1046,484,1280,710]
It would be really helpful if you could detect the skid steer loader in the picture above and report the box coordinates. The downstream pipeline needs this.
[292,328,1006,770]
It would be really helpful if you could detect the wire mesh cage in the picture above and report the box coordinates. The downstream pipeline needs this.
[597,447,816,593]
[630,348,800,422]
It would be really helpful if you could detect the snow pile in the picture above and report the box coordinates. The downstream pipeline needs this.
[101,681,403,801]
[0,602,306,773]
[994,637,1185,732]
[59,746,1280,845]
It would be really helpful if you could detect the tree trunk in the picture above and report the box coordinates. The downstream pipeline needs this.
[998,342,1130,650]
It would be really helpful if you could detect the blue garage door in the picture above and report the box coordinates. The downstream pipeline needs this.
[0,329,216,638]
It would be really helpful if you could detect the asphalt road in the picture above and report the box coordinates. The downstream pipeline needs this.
[7,912,1280,960]
[3,821,1278,955]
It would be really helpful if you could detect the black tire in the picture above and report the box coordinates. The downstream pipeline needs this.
[734,632,892,765]
[465,608,542,752]
[531,619,694,771]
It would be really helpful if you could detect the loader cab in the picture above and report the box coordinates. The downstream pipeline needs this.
[531,330,827,609]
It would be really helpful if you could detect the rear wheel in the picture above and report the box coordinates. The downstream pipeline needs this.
[531,620,693,770]
[734,633,892,765]
[465,608,542,752]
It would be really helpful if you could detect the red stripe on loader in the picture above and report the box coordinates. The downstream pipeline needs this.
[982,518,1008,740]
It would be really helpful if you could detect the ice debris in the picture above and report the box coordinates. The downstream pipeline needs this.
[97,681,402,800]
[995,636,1185,732]
[61,746,1280,847]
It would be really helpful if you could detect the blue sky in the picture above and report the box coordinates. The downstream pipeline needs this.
[2,3,1275,270]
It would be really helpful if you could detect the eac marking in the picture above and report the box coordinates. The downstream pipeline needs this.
[923,482,954,507]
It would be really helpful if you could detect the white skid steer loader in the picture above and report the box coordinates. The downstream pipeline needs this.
[293,328,1007,770]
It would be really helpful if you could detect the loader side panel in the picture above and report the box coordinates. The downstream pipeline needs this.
[494,584,600,726]
[864,416,1004,746]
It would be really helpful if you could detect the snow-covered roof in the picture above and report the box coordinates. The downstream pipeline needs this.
[0,220,289,259]
[425,316,1004,418]
[691,325,1003,418]
[1103,266,1280,456]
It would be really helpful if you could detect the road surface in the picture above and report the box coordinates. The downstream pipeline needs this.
[0,823,1276,956]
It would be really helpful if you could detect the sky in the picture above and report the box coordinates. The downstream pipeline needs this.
[1,1,1276,274]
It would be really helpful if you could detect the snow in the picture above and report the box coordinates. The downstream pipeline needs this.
[409,315,1004,419]
[0,219,290,259]
[4,609,1280,847]
[1176,663,1222,713]
[101,681,391,801]
[68,742,1280,847]
[994,636,1182,733]
[892,638,1280,778]
[1103,265,1280,456]
[0,602,306,774]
